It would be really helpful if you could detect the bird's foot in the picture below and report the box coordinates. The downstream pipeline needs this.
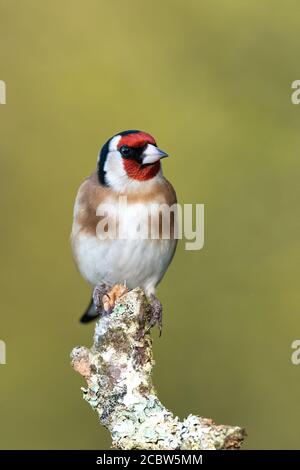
[92,283,111,316]
[146,294,163,337]
[93,283,128,316]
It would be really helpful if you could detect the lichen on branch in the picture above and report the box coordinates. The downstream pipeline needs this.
[71,286,246,450]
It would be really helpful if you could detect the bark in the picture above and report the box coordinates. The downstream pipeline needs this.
[71,286,246,450]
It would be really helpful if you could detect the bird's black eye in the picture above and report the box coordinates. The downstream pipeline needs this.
[120,145,133,158]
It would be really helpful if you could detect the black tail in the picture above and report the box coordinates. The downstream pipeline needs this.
[80,296,99,323]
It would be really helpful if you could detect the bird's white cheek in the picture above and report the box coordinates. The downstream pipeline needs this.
[104,152,128,189]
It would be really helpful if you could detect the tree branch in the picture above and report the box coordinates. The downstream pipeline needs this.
[71,286,246,450]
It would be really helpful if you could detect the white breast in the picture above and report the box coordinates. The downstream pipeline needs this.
[72,201,176,296]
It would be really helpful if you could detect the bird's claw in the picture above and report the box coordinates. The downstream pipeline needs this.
[93,283,128,317]
[146,295,163,337]
[93,283,111,316]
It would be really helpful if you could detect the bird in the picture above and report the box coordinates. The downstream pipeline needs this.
[71,130,177,332]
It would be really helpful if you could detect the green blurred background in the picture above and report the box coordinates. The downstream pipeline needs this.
[0,0,299,449]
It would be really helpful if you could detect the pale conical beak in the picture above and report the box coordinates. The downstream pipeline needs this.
[142,143,169,165]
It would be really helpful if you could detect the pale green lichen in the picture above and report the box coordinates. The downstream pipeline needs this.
[71,288,246,450]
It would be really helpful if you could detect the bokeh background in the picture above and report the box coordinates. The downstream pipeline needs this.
[0,0,299,450]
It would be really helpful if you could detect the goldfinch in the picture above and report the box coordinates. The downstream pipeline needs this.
[71,130,177,331]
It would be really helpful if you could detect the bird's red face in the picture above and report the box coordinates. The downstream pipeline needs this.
[117,131,156,149]
[117,131,167,181]
[98,130,169,190]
